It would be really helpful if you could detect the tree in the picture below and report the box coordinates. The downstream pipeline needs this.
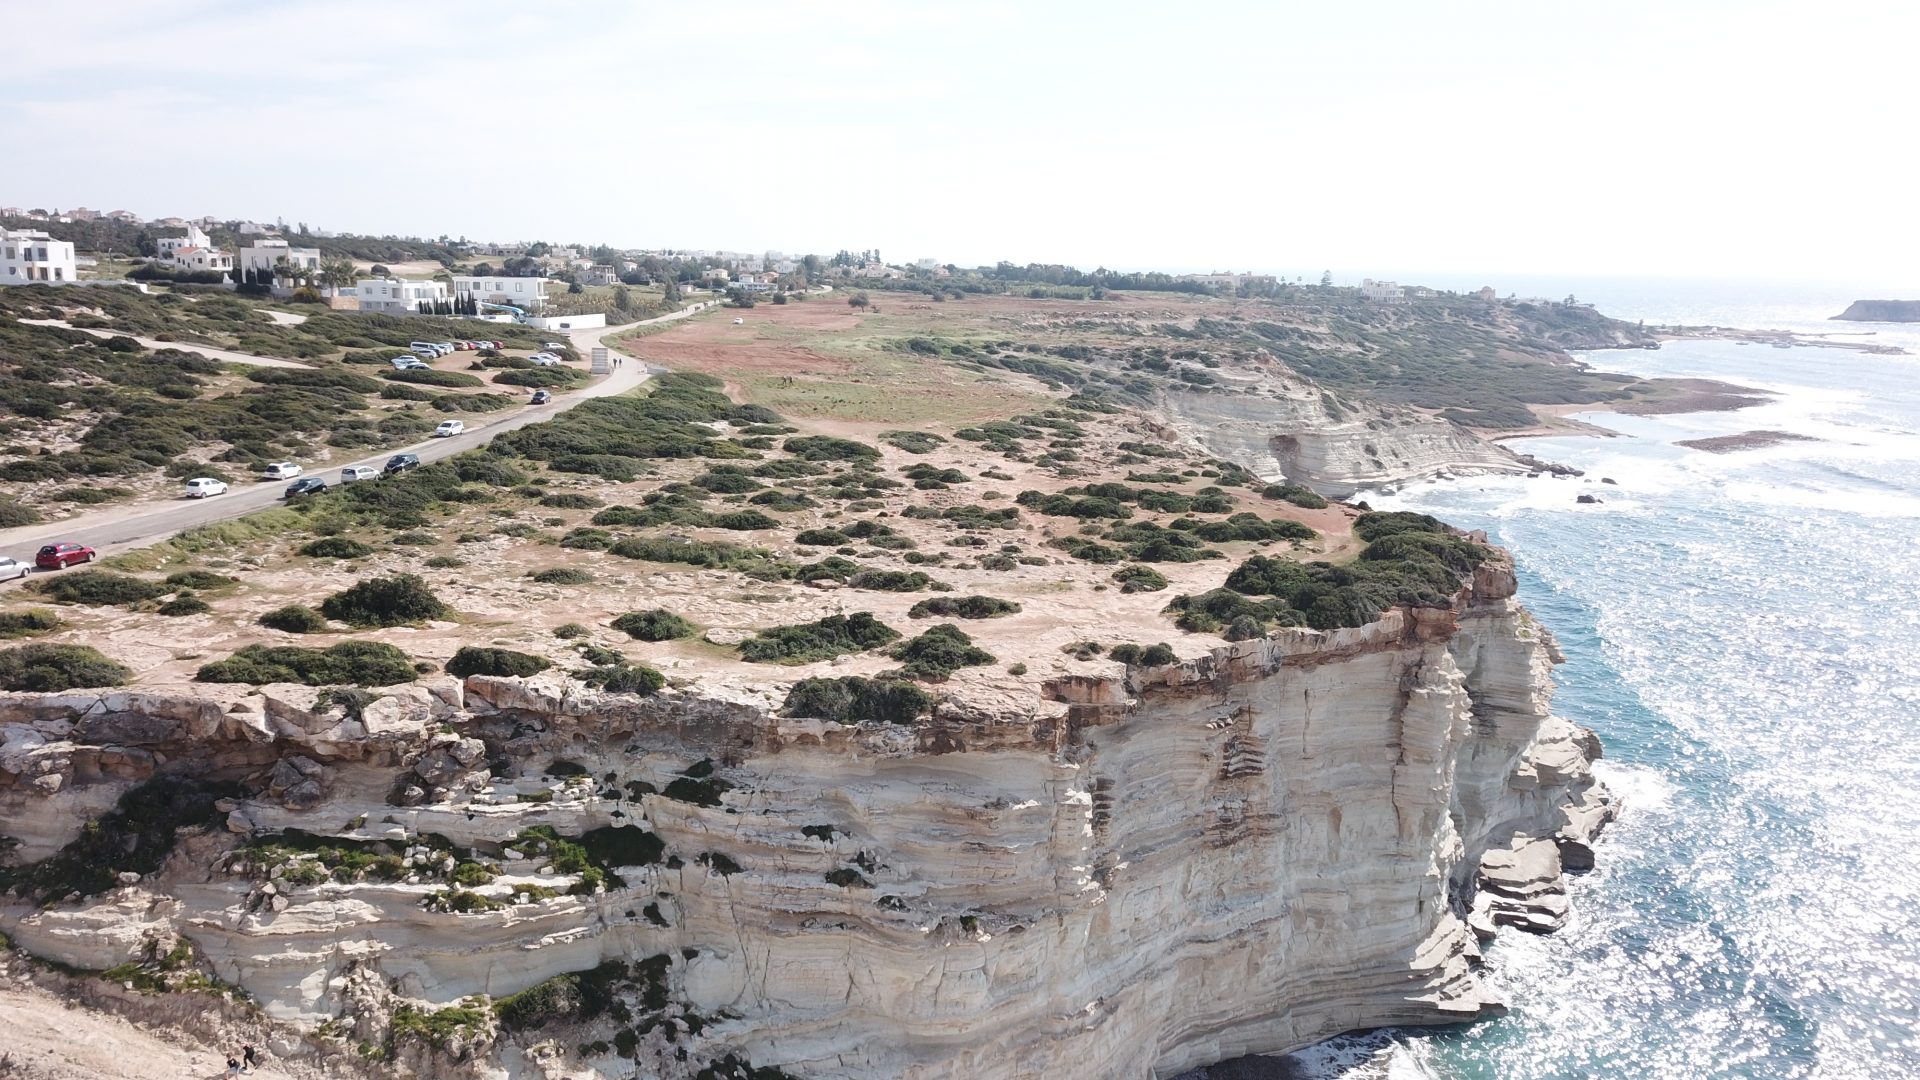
[370,264,390,277]
[612,285,632,312]
[726,287,756,308]
[318,258,359,297]
[848,292,870,309]
[663,282,683,304]
[1320,270,1333,287]
[524,241,552,257]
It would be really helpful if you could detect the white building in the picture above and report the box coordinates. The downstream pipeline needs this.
[1,228,77,284]
[155,224,234,276]
[236,221,273,234]
[345,277,448,314]
[1359,278,1405,303]
[701,267,731,284]
[914,257,940,271]
[450,275,548,310]
[734,271,778,293]
[238,238,321,279]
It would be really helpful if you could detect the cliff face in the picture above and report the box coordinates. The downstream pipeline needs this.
[0,558,1610,1079]
[1158,385,1527,498]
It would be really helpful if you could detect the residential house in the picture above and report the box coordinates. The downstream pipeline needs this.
[156,224,234,276]
[1,228,78,284]
[701,267,731,285]
[0,207,23,218]
[105,209,140,222]
[1476,286,1497,302]
[914,257,940,271]
[151,216,187,228]
[236,221,273,234]
[67,207,100,221]
[450,275,549,310]
[1359,279,1405,303]
[344,277,448,314]
[734,271,778,293]
[238,238,322,280]
[583,265,619,286]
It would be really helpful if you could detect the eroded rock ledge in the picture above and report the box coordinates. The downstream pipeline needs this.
[0,556,1611,1079]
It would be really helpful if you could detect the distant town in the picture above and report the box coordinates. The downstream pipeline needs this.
[2,203,1572,322]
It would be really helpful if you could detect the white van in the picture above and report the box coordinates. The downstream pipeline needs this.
[434,420,465,438]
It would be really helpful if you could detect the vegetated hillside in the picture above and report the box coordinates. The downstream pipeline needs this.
[0,287,568,513]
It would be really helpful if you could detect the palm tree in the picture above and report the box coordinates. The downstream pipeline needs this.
[319,258,359,297]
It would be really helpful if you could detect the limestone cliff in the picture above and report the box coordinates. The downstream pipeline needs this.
[0,556,1610,1079]
[1158,382,1528,498]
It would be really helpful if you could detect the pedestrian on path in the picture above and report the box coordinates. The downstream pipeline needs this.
[242,1044,259,1071]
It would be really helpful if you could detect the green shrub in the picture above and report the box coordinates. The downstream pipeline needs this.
[1263,482,1329,509]
[692,468,762,494]
[0,610,63,638]
[425,555,467,568]
[493,367,588,388]
[608,536,768,569]
[446,647,551,678]
[845,569,933,592]
[879,430,947,454]
[780,676,934,725]
[539,493,602,510]
[747,489,816,511]
[1112,565,1169,593]
[0,643,131,691]
[196,641,416,686]
[52,485,135,505]
[611,609,695,642]
[384,369,485,388]
[156,593,212,617]
[739,613,901,664]
[906,595,1021,619]
[1107,642,1177,667]
[30,571,167,607]
[887,624,994,680]
[707,509,780,531]
[529,567,594,585]
[783,435,880,462]
[259,604,329,633]
[794,528,849,547]
[579,663,665,694]
[299,536,375,559]
[320,573,451,627]
[0,496,41,528]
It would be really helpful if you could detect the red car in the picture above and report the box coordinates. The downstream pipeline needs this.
[36,543,95,569]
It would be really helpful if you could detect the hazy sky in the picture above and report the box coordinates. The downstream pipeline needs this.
[7,0,1915,287]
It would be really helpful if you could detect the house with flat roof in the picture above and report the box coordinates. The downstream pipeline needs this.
[238,238,321,280]
[1,228,77,284]
[451,274,549,310]
[344,277,448,314]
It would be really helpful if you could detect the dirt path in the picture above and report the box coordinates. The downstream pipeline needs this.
[15,319,311,369]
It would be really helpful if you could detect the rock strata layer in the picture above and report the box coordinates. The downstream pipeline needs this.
[0,557,1611,1079]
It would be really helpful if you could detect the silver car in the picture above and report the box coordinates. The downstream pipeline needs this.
[0,556,30,582]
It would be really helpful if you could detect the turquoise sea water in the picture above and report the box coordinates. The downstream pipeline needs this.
[1291,283,1920,1079]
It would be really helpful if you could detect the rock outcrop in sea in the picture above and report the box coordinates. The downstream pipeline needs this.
[0,552,1611,1078]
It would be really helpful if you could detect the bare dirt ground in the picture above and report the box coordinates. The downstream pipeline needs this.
[0,980,300,1080]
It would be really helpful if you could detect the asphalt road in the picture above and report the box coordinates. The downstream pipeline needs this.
[0,302,716,563]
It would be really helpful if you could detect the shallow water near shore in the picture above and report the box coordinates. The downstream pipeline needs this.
[1292,286,1920,1079]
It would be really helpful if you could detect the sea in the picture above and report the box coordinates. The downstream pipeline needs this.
[1286,278,1920,1080]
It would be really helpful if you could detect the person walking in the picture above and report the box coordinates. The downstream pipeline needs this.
[225,1054,241,1078]
[242,1044,259,1071]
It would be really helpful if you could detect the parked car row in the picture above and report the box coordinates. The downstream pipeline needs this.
[408,339,504,358]
[282,453,423,499]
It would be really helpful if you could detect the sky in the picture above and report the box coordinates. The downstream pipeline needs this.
[6,0,1917,290]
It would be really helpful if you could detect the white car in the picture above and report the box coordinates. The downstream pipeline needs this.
[0,556,31,582]
[340,465,379,482]
[527,354,560,367]
[184,477,229,498]
[390,356,427,370]
[542,341,565,349]
[260,462,302,481]
[434,420,465,438]
[733,318,745,325]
